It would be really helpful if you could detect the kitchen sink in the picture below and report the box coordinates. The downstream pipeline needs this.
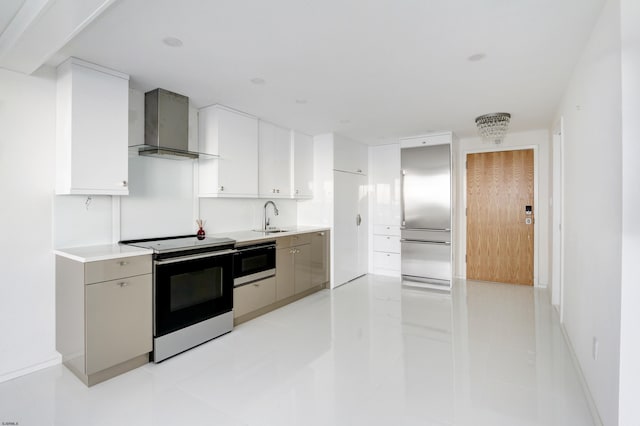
[253,229,288,234]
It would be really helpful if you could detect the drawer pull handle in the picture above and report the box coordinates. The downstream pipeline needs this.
[118,282,129,287]
[118,261,129,266]
[318,232,325,236]
[253,283,260,287]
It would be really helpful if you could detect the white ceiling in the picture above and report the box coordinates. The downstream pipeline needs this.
[0,0,25,38]
[46,0,604,143]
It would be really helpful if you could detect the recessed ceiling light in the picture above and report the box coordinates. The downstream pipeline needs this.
[162,37,183,47]
[250,77,266,85]
[339,119,351,125]
[468,53,486,62]
[295,99,307,104]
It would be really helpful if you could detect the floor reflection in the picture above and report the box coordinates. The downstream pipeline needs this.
[0,275,594,426]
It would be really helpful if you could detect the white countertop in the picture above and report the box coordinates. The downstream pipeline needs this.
[54,227,330,262]
[209,226,331,245]
[54,244,153,263]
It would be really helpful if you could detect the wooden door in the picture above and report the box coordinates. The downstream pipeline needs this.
[466,149,534,285]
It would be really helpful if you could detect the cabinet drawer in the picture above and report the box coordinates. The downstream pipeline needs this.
[373,235,401,253]
[85,274,152,375]
[373,252,401,271]
[373,225,401,236]
[275,233,312,249]
[234,277,276,318]
[85,255,152,284]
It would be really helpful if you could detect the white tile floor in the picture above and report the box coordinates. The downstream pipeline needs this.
[0,275,595,426]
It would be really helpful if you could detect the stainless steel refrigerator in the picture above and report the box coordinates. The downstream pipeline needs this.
[400,143,452,290]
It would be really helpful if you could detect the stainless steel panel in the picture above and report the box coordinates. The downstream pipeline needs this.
[153,311,233,362]
[401,240,451,282]
[401,144,451,230]
[145,88,189,152]
[401,229,450,243]
[155,249,237,265]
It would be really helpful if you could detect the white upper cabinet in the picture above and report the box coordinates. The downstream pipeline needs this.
[259,121,291,198]
[56,58,129,195]
[399,132,453,148]
[333,135,368,175]
[198,105,258,197]
[370,143,401,225]
[292,131,313,199]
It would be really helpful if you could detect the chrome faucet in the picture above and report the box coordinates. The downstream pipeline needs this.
[263,200,279,230]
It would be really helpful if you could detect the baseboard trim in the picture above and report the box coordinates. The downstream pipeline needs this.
[558,320,604,426]
[0,353,62,384]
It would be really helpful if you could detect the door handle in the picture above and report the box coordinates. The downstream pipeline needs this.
[356,214,362,226]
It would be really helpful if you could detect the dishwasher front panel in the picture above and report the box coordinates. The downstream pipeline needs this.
[401,239,451,284]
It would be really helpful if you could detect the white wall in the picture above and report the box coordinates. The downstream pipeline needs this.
[200,198,298,234]
[454,130,551,287]
[0,68,61,381]
[618,0,640,423]
[554,0,622,423]
[120,156,195,240]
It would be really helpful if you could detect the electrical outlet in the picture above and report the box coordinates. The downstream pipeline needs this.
[592,337,599,360]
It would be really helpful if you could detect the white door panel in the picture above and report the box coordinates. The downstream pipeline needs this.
[334,171,368,286]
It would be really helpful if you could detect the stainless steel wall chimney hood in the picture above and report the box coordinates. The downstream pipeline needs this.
[135,88,200,160]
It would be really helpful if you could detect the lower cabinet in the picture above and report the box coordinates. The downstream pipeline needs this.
[233,277,276,318]
[235,230,329,324]
[276,246,295,300]
[372,224,401,276]
[276,233,312,298]
[85,275,152,375]
[56,254,152,386]
[311,231,330,287]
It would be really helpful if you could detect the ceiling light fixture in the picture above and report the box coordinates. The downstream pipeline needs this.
[250,77,266,85]
[162,37,183,47]
[475,112,511,144]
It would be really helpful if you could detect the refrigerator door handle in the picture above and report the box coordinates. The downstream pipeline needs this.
[400,169,406,227]
[400,239,451,246]
[356,214,362,226]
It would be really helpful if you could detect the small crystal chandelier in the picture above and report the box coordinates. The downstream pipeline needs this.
[475,112,511,144]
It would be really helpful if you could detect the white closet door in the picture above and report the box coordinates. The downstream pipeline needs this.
[334,171,368,286]
[356,173,369,277]
[334,171,358,286]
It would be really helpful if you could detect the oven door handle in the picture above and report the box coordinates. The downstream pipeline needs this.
[235,244,276,253]
[155,249,237,265]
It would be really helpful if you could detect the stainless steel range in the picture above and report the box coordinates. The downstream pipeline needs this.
[122,235,236,362]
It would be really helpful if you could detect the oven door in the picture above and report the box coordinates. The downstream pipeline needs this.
[233,243,276,286]
[154,250,234,337]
